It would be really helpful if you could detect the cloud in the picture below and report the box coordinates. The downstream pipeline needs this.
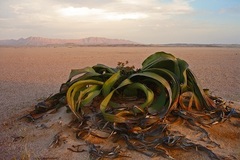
[59,7,104,16]
[1,0,194,23]
[105,12,148,20]
[155,0,194,14]
[58,6,148,21]
[56,0,193,21]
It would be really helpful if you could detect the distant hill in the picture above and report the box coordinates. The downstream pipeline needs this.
[1,37,239,47]
[0,36,138,46]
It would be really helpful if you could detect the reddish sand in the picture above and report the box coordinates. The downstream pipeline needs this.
[0,47,239,159]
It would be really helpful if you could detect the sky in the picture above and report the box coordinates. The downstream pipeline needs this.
[0,0,240,44]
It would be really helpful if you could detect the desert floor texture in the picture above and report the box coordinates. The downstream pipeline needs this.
[0,46,239,160]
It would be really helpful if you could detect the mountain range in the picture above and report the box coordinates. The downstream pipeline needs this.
[1,37,239,47]
[0,37,138,46]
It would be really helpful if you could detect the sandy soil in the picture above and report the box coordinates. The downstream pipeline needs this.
[0,46,239,160]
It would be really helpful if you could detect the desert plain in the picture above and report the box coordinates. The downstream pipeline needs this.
[0,46,239,159]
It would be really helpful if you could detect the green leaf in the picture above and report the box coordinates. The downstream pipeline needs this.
[126,82,154,111]
[92,64,116,74]
[100,79,132,123]
[177,58,189,92]
[67,67,101,86]
[144,68,180,101]
[186,69,213,110]
[76,85,101,111]
[66,80,104,119]
[68,67,97,80]
[142,52,181,79]
[123,86,138,97]
[147,84,167,116]
[81,89,102,106]
[142,52,176,69]
[102,71,121,97]
[130,72,173,117]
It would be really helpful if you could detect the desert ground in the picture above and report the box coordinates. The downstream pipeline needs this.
[0,46,239,160]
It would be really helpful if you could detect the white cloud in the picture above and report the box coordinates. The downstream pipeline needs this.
[114,0,194,15]
[8,0,194,23]
[164,0,193,14]
[57,0,193,21]
[59,7,105,16]
[58,6,148,21]
[105,12,148,20]
[117,0,153,5]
